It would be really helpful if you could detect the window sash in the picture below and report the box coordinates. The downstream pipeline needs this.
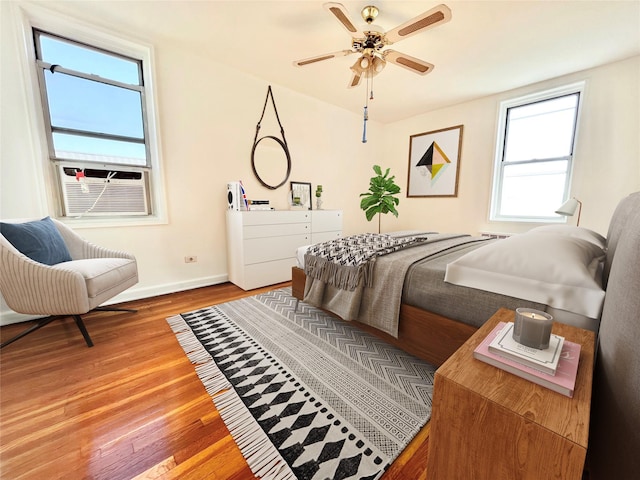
[34,29,142,86]
[494,158,572,220]
[503,93,579,164]
[491,85,583,222]
[34,31,151,168]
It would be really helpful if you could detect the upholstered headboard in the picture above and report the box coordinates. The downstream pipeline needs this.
[602,191,640,288]
[589,191,640,478]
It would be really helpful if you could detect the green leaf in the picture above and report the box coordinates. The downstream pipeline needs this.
[359,165,401,225]
[365,207,378,222]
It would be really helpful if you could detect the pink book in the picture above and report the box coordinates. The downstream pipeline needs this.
[473,322,581,397]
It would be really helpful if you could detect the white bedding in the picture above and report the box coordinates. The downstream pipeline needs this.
[445,229,606,320]
[296,245,310,269]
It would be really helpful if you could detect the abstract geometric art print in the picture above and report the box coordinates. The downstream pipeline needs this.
[407,125,463,197]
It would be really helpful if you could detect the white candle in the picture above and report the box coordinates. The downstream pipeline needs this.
[513,308,554,349]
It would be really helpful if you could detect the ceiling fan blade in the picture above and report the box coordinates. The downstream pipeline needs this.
[293,50,353,67]
[384,50,434,75]
[347,71,363,88]
[384,4,452,44]
[323,2,365,38]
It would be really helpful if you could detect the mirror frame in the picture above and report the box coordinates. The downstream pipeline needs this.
[251,135,291,190]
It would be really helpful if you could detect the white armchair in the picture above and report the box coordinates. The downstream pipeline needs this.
[0,217,138,348]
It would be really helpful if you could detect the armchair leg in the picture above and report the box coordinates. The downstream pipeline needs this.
[72,315,94,348]
[0,316,58,349]
[0,306,137,350]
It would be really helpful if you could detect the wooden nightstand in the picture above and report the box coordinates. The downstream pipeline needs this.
[426,308,595,480]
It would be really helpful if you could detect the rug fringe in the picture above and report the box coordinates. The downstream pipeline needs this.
[167,314,296,480]
[215,389,297,480]
[195,362,231,395]
[167,314,214,365]
[166,314,188,333]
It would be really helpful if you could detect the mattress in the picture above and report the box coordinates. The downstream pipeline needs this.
[402,241,545,328]
[403,241,599,331]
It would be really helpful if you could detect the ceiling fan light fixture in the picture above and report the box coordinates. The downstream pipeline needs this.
[372,56,386,73]
[350,57,365,75]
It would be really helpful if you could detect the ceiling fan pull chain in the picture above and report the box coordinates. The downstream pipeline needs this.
[362,106,368,143]
[362,72,371,143]
[370,71,375,100]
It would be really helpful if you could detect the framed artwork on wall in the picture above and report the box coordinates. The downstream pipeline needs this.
[407,124,463,197]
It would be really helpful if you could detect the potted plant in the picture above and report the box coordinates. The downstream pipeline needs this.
[359,165,400,233]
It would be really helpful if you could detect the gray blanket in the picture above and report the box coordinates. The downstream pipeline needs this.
[303,234,490,338]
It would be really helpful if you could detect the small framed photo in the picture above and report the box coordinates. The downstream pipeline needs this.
[290,181,312,210]
[407,125,463,197]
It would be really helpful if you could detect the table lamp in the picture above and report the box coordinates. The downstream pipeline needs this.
[555,197,582,226]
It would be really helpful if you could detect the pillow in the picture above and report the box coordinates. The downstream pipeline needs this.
[444,232,606,319]
[528,225,607,249]
[0,217,72,265]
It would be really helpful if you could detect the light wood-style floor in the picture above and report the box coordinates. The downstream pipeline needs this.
[0,282,429,480]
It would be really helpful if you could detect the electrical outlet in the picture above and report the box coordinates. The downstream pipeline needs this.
[184,255,197,263]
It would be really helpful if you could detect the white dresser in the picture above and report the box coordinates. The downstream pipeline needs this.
[310,210,343,243]
[226,210,342,290]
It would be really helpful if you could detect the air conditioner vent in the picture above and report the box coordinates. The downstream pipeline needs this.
[59,165,149,217]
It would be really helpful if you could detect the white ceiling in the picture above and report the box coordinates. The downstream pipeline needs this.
[41,0,640,123]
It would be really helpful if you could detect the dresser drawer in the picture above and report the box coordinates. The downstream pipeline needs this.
[243,233,310,264]
[242,259,297,290]
[312,210,343,232]
[242,210,310,226]
[244,222,310,239]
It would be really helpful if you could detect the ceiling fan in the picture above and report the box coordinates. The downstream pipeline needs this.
[293,2,452,88]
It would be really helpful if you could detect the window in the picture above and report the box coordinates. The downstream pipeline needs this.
[32,28,159,219]
[490,83,584,222]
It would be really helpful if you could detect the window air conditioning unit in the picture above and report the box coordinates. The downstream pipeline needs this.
[59,165,150,217]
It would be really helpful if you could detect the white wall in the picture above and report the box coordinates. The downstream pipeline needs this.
[0,1,384,324]
[381,56,640,236]
[1,1,639,325]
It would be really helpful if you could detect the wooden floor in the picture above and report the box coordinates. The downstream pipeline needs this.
[0,282,429,480]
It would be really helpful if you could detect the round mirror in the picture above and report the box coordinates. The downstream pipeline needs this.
[251,136,291,190]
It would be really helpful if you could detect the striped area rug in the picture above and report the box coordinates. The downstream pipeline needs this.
[167,288,435,480]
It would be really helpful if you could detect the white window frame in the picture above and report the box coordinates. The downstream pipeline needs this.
[13,3,167,227]
[489,82,585,223]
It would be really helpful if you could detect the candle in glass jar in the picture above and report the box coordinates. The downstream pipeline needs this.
[513,308,554,349]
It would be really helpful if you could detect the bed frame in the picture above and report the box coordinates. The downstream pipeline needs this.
[292,266,476,366]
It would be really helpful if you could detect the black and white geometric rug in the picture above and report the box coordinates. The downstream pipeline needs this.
[167,288,435,480]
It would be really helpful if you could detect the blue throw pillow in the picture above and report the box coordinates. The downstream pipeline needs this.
[0,216,72,265]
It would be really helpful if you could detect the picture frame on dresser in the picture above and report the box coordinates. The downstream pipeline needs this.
[290,181,312,210]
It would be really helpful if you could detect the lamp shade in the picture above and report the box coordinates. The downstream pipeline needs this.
[555,197,583,226]
[555,198,580,216]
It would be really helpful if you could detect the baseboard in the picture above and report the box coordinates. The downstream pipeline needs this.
[0,274,229,326]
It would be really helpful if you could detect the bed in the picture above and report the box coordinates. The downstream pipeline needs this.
[291,192,640,367]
